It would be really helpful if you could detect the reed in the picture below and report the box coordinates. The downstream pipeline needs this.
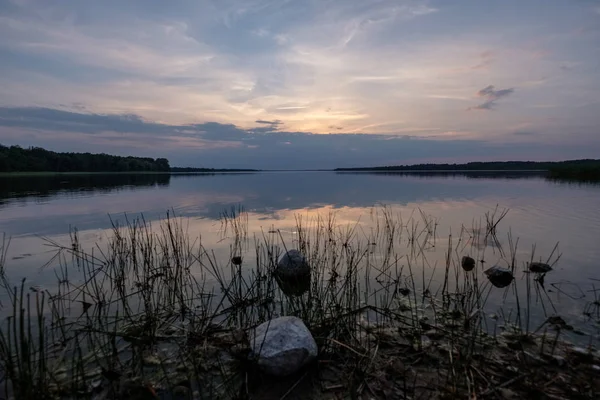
[0,207,597,399]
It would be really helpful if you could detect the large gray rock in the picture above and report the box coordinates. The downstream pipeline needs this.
[250,316,318,376]
[274,250,311,296]
[276,250,310,278]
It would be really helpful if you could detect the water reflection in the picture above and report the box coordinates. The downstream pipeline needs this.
[0,172,599,244]
[336,170,547,180]
[166,171,555,220]
[0,173,171,207]
[0,172,599,340]
[0,172,599,286]
[0,171,593,219]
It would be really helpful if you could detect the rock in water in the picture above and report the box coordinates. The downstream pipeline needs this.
[276,250,310,278]
[231,256,242,266]
[275,250,311,296]
[250,316,318,376]
[461,256,476,271]
[484,266,514,288]
[529,262,552,273]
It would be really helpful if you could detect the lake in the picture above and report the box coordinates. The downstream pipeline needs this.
[1,171,599,334]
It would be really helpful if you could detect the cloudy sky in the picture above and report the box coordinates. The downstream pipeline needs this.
[0,0,599,169]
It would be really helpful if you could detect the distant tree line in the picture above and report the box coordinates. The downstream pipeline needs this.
[335,160,600,172]
[547,161,600,182]
[336,159,600,182]
[0,144,170,172]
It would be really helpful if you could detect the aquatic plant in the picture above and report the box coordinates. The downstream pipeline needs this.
[0,207,597,399]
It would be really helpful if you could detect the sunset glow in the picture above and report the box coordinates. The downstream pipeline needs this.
[1,0,599,168]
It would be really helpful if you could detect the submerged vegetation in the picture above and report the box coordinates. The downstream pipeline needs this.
[0,207,599,399]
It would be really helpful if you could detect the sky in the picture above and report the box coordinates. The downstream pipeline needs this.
[0,0,599,169]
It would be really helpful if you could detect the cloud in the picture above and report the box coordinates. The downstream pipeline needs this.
[468,85,515,111]
[0,0,476,135]
[248,119,284,134]
[2,106,600,169]
[255,119,283,126]
[478,85,514,99]
[559,62,579,72]
[0,107,160,134]
[0,106,509,169]
[0,0,599,159]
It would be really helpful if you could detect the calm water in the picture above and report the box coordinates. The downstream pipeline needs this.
[1,172,599,330]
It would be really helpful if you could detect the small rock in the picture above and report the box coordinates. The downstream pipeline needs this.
[250,316,318,376]
[417,335,432,350]
[529,262,552,273]
[551,355,566,366]
[461,256,476,271]
[547,315,568,328]
[143,354,161,366]
[572,346,590,355]
[484,266,514,288]
[90,379,103,390]
[275,250,311,296]
[498,388,518,399]
[231,256,243,265]
[570,346,594,363]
